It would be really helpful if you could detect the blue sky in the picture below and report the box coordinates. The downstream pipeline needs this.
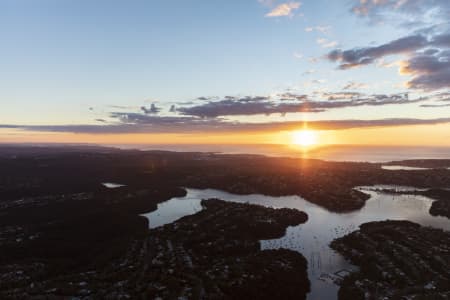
[1,0,449,145]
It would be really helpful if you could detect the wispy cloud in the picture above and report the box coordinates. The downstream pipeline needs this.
[293,51,304,59]
[343,81,369,90]
[175,93,424,118]
[350,0,450,26]
[305,25,331,34]
[317,38,338,48]
[301,69,315,76]
[265,2,301,17]
[257,0,275,6]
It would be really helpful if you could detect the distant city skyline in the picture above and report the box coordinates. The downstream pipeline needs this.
[1,0,449,146]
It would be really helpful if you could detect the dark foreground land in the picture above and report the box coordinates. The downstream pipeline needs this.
[0,186,186,296]
[331,220,450,300]
[423,189,450,219]
[1,145,449,212]
[0,199,310,299]
[0,145,449,298]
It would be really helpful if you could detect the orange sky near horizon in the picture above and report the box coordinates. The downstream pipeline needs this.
[2,123,450,147]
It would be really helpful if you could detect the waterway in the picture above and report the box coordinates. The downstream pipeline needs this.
[142,186,450,300]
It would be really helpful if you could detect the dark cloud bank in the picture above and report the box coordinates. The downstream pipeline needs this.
[3,117,450,134]
[327,32,450,90]
[176,93,425,118]
[327,1,450,91]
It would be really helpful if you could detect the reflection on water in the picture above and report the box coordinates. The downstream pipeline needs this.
[357,184,427,192]
[144,192,204,228]
[114,144,450,163]
[381,165,450,170]
[101,182,126,188]
[142,187,450,300]
[381,165,430,170]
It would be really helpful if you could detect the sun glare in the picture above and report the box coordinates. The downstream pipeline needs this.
[292,130,318,147]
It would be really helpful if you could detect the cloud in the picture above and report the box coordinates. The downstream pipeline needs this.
[327,30,450,90]
[109,105,137,110]
[343,81,369,90]
[320,91,363,100]
[305,25,331,34]
[140,103,160,114]
[2,117,450,134]
[265,2,301,17]
[301,69,315,76]
[310,79,325,84]
[308,57,320,63]
[293,52,304,59]
[399,48,450,91]
[175,93,425,118]
[433,91,450,101]
[420,103,450,108]
[418,91,450,106]
[279,93,308,101]
[177,96,324,118]
[196,96,219,101]
[110,113,202,126]
[327,34,428,69]
[350,0,450,26]
[317,38,338,48]
[258,0,275,6]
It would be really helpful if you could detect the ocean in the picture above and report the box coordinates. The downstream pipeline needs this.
[111,144,450,163]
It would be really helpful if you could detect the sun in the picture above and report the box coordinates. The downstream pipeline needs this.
[292,130,318,147]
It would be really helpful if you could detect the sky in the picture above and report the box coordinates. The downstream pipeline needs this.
[1,0,450,146]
